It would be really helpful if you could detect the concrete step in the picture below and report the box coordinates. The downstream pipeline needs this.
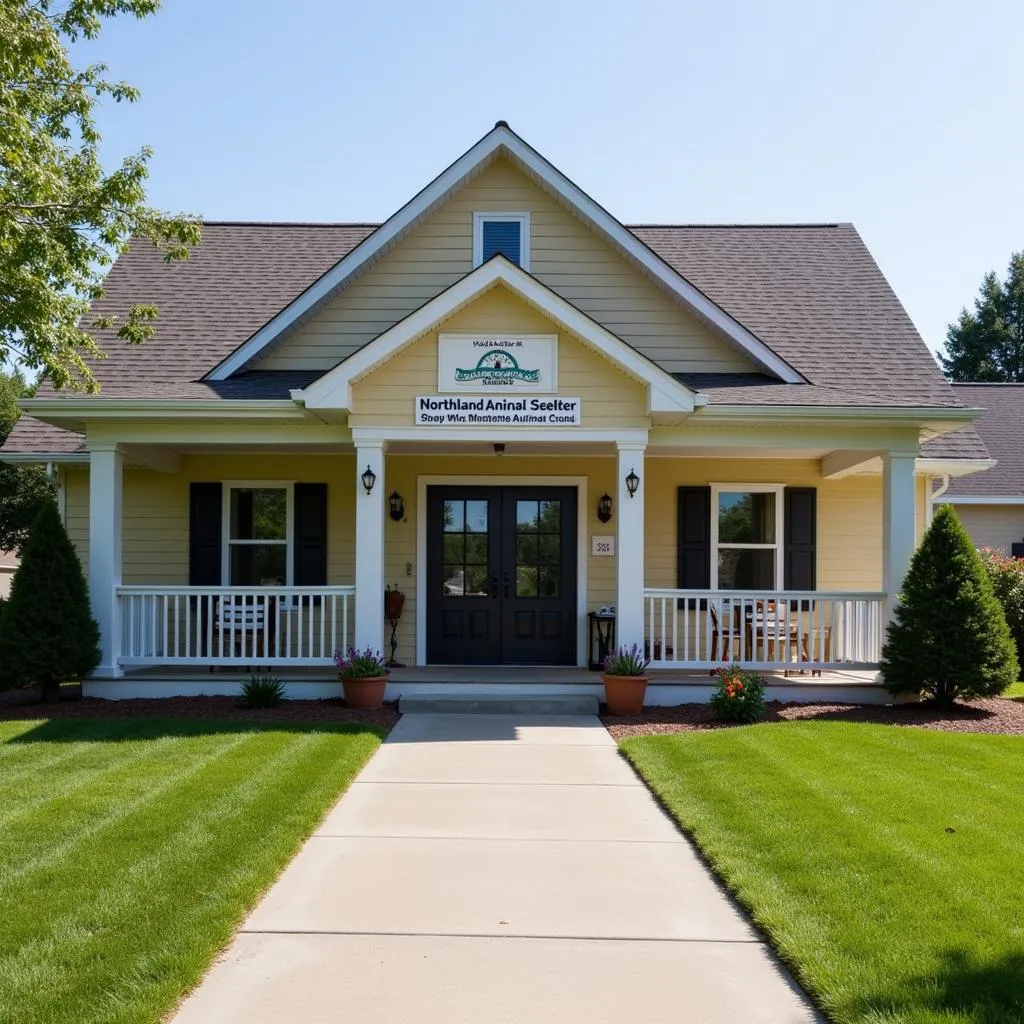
[398,694,600,716]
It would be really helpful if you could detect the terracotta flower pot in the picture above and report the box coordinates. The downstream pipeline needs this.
[341,675,388,709]
[602,673,649,715]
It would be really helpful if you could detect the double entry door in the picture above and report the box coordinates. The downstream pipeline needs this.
[426,486,578,665]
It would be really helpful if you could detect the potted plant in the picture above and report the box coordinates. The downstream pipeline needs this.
[601,643,651,714]
[334,646,389,708]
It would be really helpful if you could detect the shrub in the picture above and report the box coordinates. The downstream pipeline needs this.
[0,501,100,702]
[881,506,1018,707]
[239,673,286,708]
[978,547,1024,673]
[710,665,766,723]
[333,647,389,679]
[602,643,651,676]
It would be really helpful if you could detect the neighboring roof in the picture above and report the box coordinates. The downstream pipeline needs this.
[208,124,803,385]
[0,550,18,570]
[942,384,1024,496]
[3,415,85,454]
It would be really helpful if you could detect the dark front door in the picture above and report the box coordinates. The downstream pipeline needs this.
[426,486,577,665]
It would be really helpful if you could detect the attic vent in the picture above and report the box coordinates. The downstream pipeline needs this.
[473,212,530,270]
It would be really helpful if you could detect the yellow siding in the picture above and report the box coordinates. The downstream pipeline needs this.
[645,458,885,592]
[348,287,648,428]
[256,158,751,375]
[949,504,1024,553]
[65,467,90,577]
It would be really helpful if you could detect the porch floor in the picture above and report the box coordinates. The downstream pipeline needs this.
[117,664,880,689]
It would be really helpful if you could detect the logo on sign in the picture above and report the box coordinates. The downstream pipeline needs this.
[454,349,541,386]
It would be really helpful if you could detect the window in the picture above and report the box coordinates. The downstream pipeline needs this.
[473,212,530,269]
[711,484,783,590]
[223,484,293,586]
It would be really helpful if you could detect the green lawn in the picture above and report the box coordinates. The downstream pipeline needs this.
[1002,681,1024,699]
[622,723,1024,1024]
[0,718,384,1024]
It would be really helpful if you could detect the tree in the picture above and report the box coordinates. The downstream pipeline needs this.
[0,363,52,553]
[0,0,201,392]
[940,253,1024,381]
[881,505,1018,707]
[0,500,99,701]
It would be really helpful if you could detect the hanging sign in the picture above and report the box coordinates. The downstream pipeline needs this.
[438,334,557,392]
[415,396,582,426]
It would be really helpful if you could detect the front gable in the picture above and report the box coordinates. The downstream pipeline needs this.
[213,125,801,384]
[296,258,698,428]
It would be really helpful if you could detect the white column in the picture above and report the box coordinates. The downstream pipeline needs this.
[354,441,386,654]
[88,444,123,678]
[882,450,917,622]
[615,441,647,653]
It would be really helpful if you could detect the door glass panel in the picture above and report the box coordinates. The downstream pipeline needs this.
[538,500,561,532]
[442,534,464,563]
[516,566,538,597]
[538,566,561,598]
[516,533,538,564]
[465,501,488,533]
[442,565,464,595]
[538,534,560,564]
[465,566,489,596]
[443,500,464,532]
[516,500,539,531]
[464,533,488,563]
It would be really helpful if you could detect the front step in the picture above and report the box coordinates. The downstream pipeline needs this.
[398,694,599,715]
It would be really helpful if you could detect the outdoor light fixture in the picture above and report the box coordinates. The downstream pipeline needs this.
[597,492,613,523]
[361,465,377,494]
[389,490,405,521]
[625,468,640,498]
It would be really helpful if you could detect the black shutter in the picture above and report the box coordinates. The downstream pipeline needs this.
[784,487,816,606]
[678,486,711,608]
[189,483,222,586]
[294,483,328,588]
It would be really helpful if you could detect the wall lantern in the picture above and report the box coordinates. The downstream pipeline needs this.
[361,465,377,495]
[389,490,405,521]
[625,468,640,498]
[597,492,613,523]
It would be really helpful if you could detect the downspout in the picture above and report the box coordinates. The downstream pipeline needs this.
[927,473,951,528]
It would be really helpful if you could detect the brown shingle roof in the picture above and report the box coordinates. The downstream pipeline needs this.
[943,384,1024,496]
[4,219,973,454]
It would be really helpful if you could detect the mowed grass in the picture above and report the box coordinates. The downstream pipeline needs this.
[622,723,1024,1024]
[0,718,385,1024]
[1002,681,1024,698]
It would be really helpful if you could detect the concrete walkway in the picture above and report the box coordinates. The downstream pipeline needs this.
[173,714,818,1023]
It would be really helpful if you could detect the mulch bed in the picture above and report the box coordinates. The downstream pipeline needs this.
[0,685,399,731]
[603,696,1024,740]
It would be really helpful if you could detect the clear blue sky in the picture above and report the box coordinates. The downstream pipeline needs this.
[77,0,1024,358]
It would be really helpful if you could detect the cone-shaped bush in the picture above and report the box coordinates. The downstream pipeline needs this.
[881,505,1018,707]
[0,500,100,702]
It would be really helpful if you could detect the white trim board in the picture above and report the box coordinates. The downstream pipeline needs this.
[414,474,589,668]
[207,123,802,383]
[295,256,699,416]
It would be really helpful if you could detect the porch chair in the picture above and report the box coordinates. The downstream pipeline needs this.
[745,600,804,676]
[210,595,277,670]
[708,601,738,675]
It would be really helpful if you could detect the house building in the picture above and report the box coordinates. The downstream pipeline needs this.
[937,384,1024,555]
[0,123,992,702]
[0,550,17,600]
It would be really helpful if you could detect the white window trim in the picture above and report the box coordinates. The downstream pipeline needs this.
[472,211,531,271]
[221,481,295,587]
[709,483,785,590]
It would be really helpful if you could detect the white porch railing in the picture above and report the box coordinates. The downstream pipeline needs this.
[643,589,886,672]
[117,586,356,668]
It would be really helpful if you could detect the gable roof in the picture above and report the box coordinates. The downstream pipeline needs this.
[207,124,803,384]
[942,384,1024,497]
[298,256,698,416]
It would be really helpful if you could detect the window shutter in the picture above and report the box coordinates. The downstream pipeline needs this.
[784,487,816,601]
[294,483,328,587]
[189,483,222,586]
[678,486,711,607]
[481,220,522,266]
